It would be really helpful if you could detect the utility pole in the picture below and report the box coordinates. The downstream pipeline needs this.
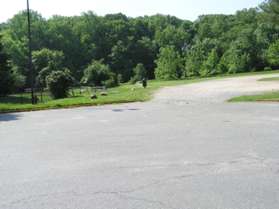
[27,0,36,104]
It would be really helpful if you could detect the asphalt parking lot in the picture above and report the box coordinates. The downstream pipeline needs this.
[1,74,279,209]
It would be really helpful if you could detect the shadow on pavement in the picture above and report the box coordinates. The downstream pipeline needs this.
[112,108,140,112]
[0,114,21,122]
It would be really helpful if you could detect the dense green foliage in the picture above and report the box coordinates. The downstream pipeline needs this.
[0,36,15,96]
[155,46,182,80]
[0,0,278,96]
[229,91,279,102]
[261,0,279,26]
[81,60,118,87]
[33,48,65,87]
[130,63,147,83]
[1,70,279,113]
[267,39,279,65]
[46,69,73,99]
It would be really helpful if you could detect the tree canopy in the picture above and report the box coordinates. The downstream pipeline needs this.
[0,0,278,95]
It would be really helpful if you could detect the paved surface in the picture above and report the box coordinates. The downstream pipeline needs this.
[1,74,279,209]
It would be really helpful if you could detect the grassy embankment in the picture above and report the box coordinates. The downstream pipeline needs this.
[1,70,279,113]
[229,75,279,102]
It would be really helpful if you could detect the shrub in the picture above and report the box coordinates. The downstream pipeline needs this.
[264,66,272,71]
[267,40,279,66]
[130,63,147,84]
[36,62,62,87]
[117,74,123,83]
[46,69,73,99]
[200,49,219,77]
[104,78,117,88]
[34,49,65,88]
[81,60,118,87]
[33,48,64,72]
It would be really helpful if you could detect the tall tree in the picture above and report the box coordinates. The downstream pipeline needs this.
[155,46,182,80]
[267,39,279,66]
[0,1,278,87]
[261,0,279,26]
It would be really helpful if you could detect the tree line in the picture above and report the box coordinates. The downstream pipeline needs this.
[0,0,278,96]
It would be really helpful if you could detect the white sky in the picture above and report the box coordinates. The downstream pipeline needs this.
[1,0,264,23]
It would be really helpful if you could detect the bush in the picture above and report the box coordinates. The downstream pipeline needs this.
[104,78,117,88]
[81,60,118,87]
[34,49,65,88]
[33,48,64,72]
[117,74,123,84]
[36,62,62,87]
[130,63,147,84]
[200,49,219,77]
[46,69,73,99]
[267,40,279,66]
[264,66,272,71]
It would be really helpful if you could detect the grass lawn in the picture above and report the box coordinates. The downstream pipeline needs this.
[0,79,208,113]
[229,91,279,102]
[258,77,279,82]
[229,73,279,102]
[1,70,279,113]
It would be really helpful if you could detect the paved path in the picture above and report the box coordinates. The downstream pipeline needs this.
[1,74,279,209]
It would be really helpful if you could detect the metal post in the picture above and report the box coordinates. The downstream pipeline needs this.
[27,0,35,104]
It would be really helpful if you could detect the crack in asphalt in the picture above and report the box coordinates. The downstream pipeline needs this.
[1,173,194,208]
[117,193,176,209]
